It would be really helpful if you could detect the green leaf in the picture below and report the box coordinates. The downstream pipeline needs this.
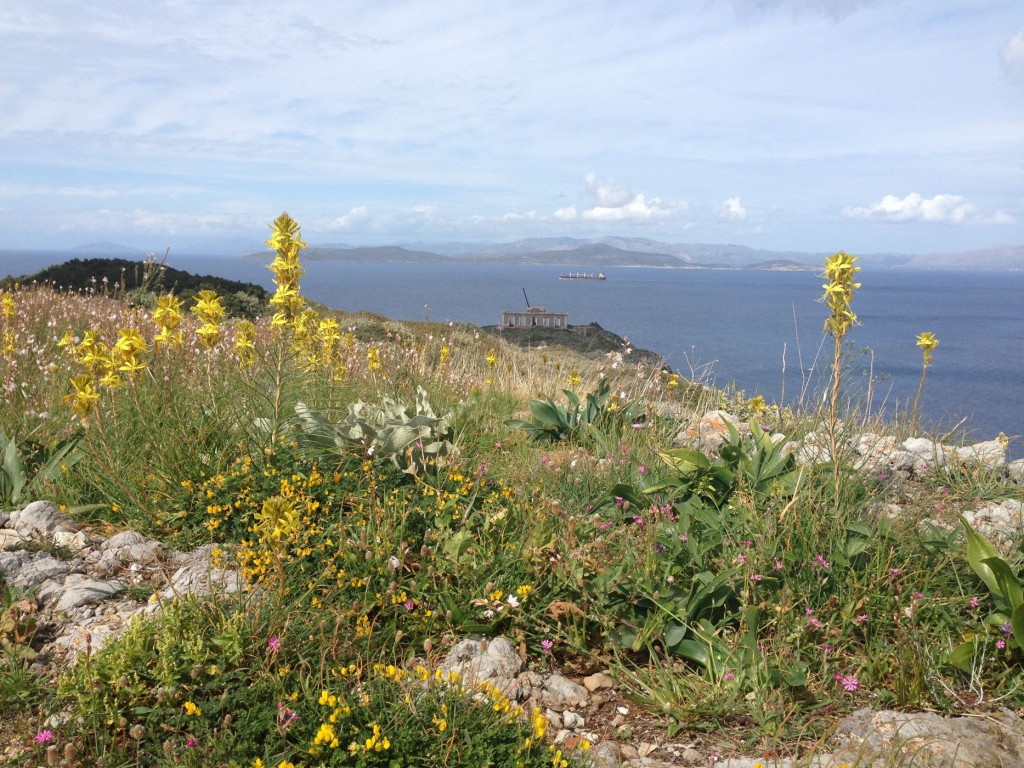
[670,638,710,667]
[528,400,566,427]
[982,556,1024,611]
[782,663,807,688]
[946,638,979,673]
[1012,604,1024,650]
[664,622,688,648]
[960,516,1004,598]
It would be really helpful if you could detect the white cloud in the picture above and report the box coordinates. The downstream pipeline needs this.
[57,208,252,234]
[989,210,1015,224]
[841,193,975,224]
[325,206,372,230]
[1002,26,1024,84]
[716,197,748,221]
[583,172,632,208]
[575,173,687,224]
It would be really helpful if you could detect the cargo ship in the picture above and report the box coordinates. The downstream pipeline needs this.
[558,272,606,280]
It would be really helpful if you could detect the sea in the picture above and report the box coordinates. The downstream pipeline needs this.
[3,251,1023,460]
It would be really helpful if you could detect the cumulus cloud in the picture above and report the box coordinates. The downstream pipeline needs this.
[326,206,372,230]
[716,197,748,221]
[1002,25,1024,84]
[571,173,687,224]
[841,193,975,224]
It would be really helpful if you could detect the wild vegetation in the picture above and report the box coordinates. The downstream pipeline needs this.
[0,214,1021,767]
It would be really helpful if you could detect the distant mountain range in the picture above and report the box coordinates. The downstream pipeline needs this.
[274,238,1024,271]
[59,237,1023,271]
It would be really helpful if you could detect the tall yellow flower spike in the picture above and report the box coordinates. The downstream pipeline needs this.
[916,331,938,366]
[266,212,306,328]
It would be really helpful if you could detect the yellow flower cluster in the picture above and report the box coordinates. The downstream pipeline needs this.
[183,700,202,717]
[62,326,148,421]
[291,310,346,374]
[916,331,939,366]
[152,294,184,350]
[112,328,148,380]
[191,290,226,350]
[266,212,306,329]
[234,320,257,366]
[820,251,861,338]
[367,345,381,372]
[1,290,14,357]
[255,496,299,546]
[64,375,100,420]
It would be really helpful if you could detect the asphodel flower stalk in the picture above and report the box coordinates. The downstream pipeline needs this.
[263,212,308,441]
[1,289,15,359]
[910,331,939,435]
[234,321,257,366]
[819,251,861,502]
[267,212,306,330]
[152,294,184,350]
[191,290,226,350]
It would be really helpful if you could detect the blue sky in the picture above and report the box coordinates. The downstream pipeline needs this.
[1,0,1021,254]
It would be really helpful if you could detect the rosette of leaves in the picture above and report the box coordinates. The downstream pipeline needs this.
[948,517,1024,671]
[506,378,645,448]
[602,420,799,518]
[1,429,82,509]
[288,386,455,475]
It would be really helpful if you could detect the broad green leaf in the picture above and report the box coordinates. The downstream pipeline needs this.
[946,638,979,673]
[669,638,710,667]
[782,663,807,688]
[1012,603,1024,650]
[960,516,1003,598]
[982,556,1024,611]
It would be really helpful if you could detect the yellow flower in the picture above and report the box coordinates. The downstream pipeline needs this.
[64,375,100,419]
[485,350,497,368]
[916,331,939,365]
[183,700,202,717]
[256,496,299,543]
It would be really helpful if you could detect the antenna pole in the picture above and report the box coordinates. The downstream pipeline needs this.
[522,287,530,307]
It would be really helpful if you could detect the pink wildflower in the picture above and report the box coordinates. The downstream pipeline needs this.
[834,673,859,692]
[267,636,281,652]
[34,730,54,744]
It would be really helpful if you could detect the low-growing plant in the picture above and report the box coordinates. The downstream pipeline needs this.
[506,378,645,450]
[0,428,82,510]
[287,385,456,476]
[948,517,1024,671]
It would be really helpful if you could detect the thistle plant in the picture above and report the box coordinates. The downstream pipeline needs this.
[909,331,938,436]
[819,251,860,498]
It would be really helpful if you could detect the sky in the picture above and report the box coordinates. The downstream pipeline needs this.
[1,0,1022,255]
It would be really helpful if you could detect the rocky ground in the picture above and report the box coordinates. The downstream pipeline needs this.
[2,416,1023,767]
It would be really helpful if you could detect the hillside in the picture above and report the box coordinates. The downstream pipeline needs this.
[4,257,270,318]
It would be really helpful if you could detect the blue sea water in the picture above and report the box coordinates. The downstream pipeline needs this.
[3,251,1022,458]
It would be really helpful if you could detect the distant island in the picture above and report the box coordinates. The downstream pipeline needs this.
[243,237,1024,271]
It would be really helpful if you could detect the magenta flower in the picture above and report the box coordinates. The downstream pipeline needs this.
[404,600,415,611]
[750,573,763,583]
[834,673,859,692]
[267,636,281,652]
[854,614,869,624]
[541,639,554,653]
[996,639,1007,649]
[34,730,54,744]
[186,737,197,748]
[814,554,830,569]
